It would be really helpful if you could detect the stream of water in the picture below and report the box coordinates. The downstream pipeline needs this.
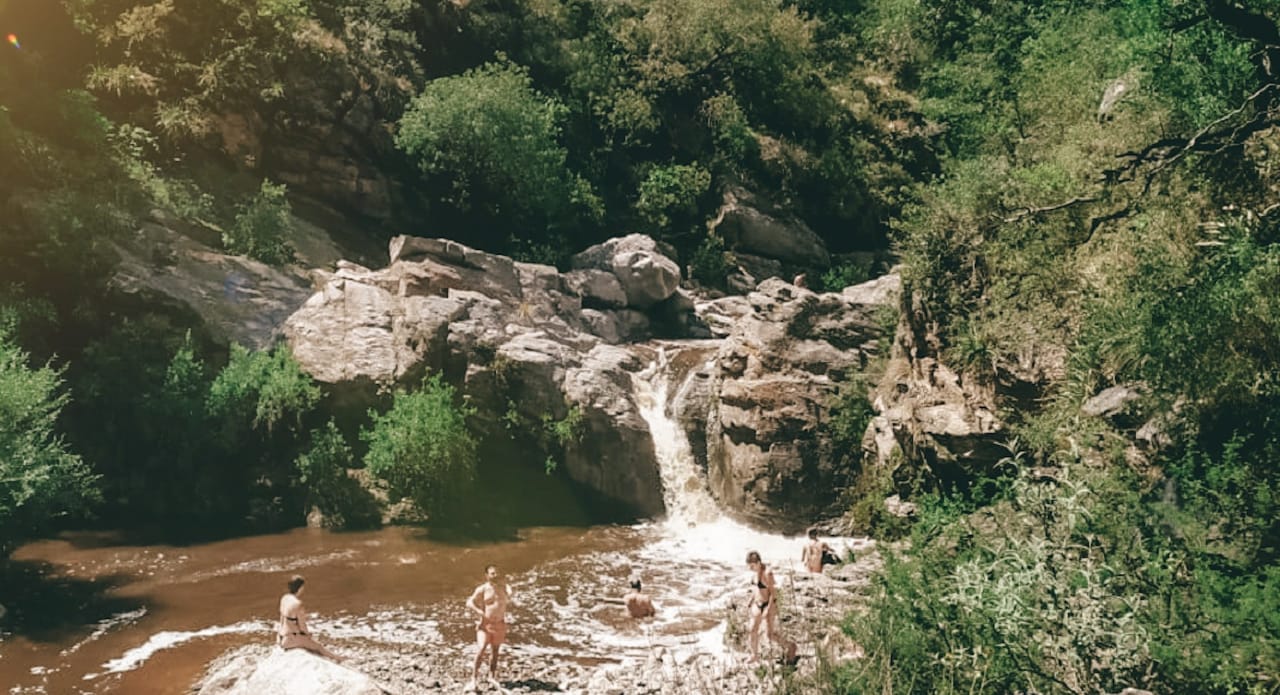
[0,350,851,694]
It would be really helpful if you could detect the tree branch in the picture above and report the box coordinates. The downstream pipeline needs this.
[998,196,1099,224]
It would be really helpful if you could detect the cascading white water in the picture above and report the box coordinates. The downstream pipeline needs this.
[630,347,807,568]
[632,350,721,528]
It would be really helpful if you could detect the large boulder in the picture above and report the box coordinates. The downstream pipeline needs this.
[197,648,390,695]
[283,235,688,517]
[711,188,831,269]
[570,234,681,308]
[704,275,898,532]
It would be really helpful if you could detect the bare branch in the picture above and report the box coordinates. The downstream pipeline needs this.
[998,196,1100,224]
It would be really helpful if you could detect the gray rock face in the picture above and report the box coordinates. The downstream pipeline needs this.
[108,210,345,350]
[712,188,831,268]
[702,276,898,532]
[1082,384,1143,418]
[571,234,681,308]
[197,648,389,695]
[284,235,694,517]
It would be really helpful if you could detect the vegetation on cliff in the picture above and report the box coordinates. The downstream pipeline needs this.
[830,1,1280,693]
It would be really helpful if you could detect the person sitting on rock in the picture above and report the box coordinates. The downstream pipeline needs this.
[624,577,656,619]
[746,551,798,665]
[277,574,342,662]
[801,528,837,574]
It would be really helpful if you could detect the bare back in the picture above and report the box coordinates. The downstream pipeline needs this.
[803,540,830,573]
[625,591,655,619]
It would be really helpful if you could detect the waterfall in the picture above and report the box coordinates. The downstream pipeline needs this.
[632,348,720,529]
[631,347,804,568]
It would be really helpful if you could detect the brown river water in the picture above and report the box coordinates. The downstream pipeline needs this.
[0,350,844,694]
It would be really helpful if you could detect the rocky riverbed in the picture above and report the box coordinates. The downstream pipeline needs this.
[192,548,880,695]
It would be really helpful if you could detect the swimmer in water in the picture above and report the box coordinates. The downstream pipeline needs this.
[624,577,656,619]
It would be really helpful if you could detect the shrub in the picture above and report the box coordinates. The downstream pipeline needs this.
[362,374,477,521]
[0,328,99,548]
[635,164,713,242]
[222,181,295,265]
[396,61,600,250]
[294,420,380,530]
[207,343,320,432]
[689,233,735,288]
[818,258,873,291]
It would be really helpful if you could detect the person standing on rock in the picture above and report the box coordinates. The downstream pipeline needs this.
[467,564,511,690]
[746,551,797,665]
[277,574,343,662]
[801,528,836,574]
[624,577,656,619]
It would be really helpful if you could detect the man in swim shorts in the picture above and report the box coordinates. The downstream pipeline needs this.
[467,564,511,690]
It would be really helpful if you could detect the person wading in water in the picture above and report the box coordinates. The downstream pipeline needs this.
[746,551,798,665]
[624,577,656,619]
[277,574,342,662]
[467,564,511,691]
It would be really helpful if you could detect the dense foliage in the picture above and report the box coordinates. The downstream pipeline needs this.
[0,329,98,550]
[829,1,1280,693]
[362,374,478,521]
[4,4,1280,689]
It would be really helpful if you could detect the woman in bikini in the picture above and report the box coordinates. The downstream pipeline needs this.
[746,551,797,664]
[277,574,342,662]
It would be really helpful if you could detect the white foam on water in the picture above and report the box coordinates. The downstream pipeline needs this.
[61,608,148,658]
[100,620,269,674]
[315,609,442,646]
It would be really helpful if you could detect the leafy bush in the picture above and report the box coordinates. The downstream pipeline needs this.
[207,343,320,431]
[635,163,712,242]
[840,467,1152,694]
[396,61,601,251]
[294,420,380,530]
[0,329,99,548]
[818,257,873,291]
[222,181,295,265]
[362,374,477,521]
[688,233,734,288]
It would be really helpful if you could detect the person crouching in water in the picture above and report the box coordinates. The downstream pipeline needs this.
[277,574,342,662]
[467,564,511,691]
[746,551,797,665]
[624,577,656,619]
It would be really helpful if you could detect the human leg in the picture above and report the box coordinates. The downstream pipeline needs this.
[748,607,765,662]
[471,627,492,688]
[765,609,797,664]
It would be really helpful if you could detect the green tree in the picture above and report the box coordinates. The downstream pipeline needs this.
[396,61,601,251]
[0,329,98,548]
[362,374,477,521]
[222,181,295,265]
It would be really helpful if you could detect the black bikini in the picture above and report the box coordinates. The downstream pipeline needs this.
[283,615,307,636]
[754,576,771,611]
